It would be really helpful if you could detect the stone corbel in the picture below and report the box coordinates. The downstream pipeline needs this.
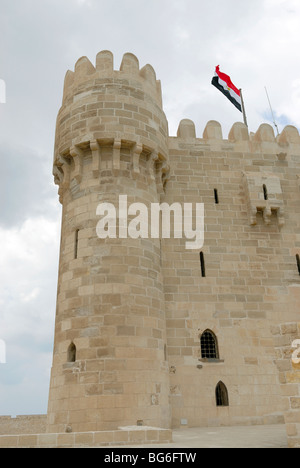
[262,205,272,225]
[70,145,83,183]
[147,151,159,181]
[156,160,170,197]
[132,143,143,177]
[54,155,71,202]
[161,162,170,187]
[112,138,121,171]
[90,140,100,177]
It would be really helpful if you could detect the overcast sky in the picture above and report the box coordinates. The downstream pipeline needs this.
[0,0,300,417]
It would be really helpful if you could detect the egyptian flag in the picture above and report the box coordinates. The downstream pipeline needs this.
[212,66,242,112]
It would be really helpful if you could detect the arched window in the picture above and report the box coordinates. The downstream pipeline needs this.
[67,342,76,363]
[200,330,219,359]
[215,381,229,407]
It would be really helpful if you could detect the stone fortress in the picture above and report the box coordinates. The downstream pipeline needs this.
[1,51,300,448]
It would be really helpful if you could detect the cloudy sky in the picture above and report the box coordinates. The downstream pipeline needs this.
[0,0,300,417]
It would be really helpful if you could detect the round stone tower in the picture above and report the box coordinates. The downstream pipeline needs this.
[47,51,170,433]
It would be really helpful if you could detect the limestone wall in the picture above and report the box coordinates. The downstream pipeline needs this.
[0,426,172,448]
[3,52,299,440]
[49,51,300,432]
[0,415,47,435]
[164,119,300,428]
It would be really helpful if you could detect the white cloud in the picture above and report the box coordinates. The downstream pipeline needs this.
[20,288,40,304]
[76,0,93,7]
[0,217,59,414]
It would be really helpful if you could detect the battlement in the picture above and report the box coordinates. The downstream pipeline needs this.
[174,119,300,156]
[62,51,162,108]
[53,51,170,200]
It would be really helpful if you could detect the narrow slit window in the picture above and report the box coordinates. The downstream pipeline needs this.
[215,381,229,407]
[67,342,76,363]
[200,252,206,277]
[164,344,167,361]
[214,189,219,204]
[296,254,300,275]
[74,229,79,259]
[263,184,268,201]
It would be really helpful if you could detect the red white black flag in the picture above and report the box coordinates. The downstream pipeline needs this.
[212,65,242,112]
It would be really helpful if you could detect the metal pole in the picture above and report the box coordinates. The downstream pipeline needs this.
[239,88,248,128]
[265,86,279,136]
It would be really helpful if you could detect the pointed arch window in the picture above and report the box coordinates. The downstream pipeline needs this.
[216,381,229,407]
[67,342,76,363]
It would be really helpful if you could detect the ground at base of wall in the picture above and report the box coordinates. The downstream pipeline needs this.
[0,424,290,448]
[168,425,288,448]
[121,425,289,449]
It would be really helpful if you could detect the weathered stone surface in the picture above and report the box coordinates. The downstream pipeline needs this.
[2,51,300,447]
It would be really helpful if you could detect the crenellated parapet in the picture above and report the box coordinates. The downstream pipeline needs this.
[62,51,163,108]
[53,51,170,203]
[54,50,300,206]
[171,118,300,229]
[174,118,300,156]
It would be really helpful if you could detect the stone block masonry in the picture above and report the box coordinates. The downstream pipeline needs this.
[1,51,300,447]
[48,50,171,434]
[0,415,47,435]
[0,426,172,448]
[34,51,300,438]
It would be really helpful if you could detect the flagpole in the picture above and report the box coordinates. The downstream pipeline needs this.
[239,88,248,128]
[264,86,279,136]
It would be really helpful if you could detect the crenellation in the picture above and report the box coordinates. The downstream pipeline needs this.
[74,56,96,82]
[120,52,140,75]
[228,122,249,143]
[177,119,196,140]
[96,50,114,74]
[203,120,223,141]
